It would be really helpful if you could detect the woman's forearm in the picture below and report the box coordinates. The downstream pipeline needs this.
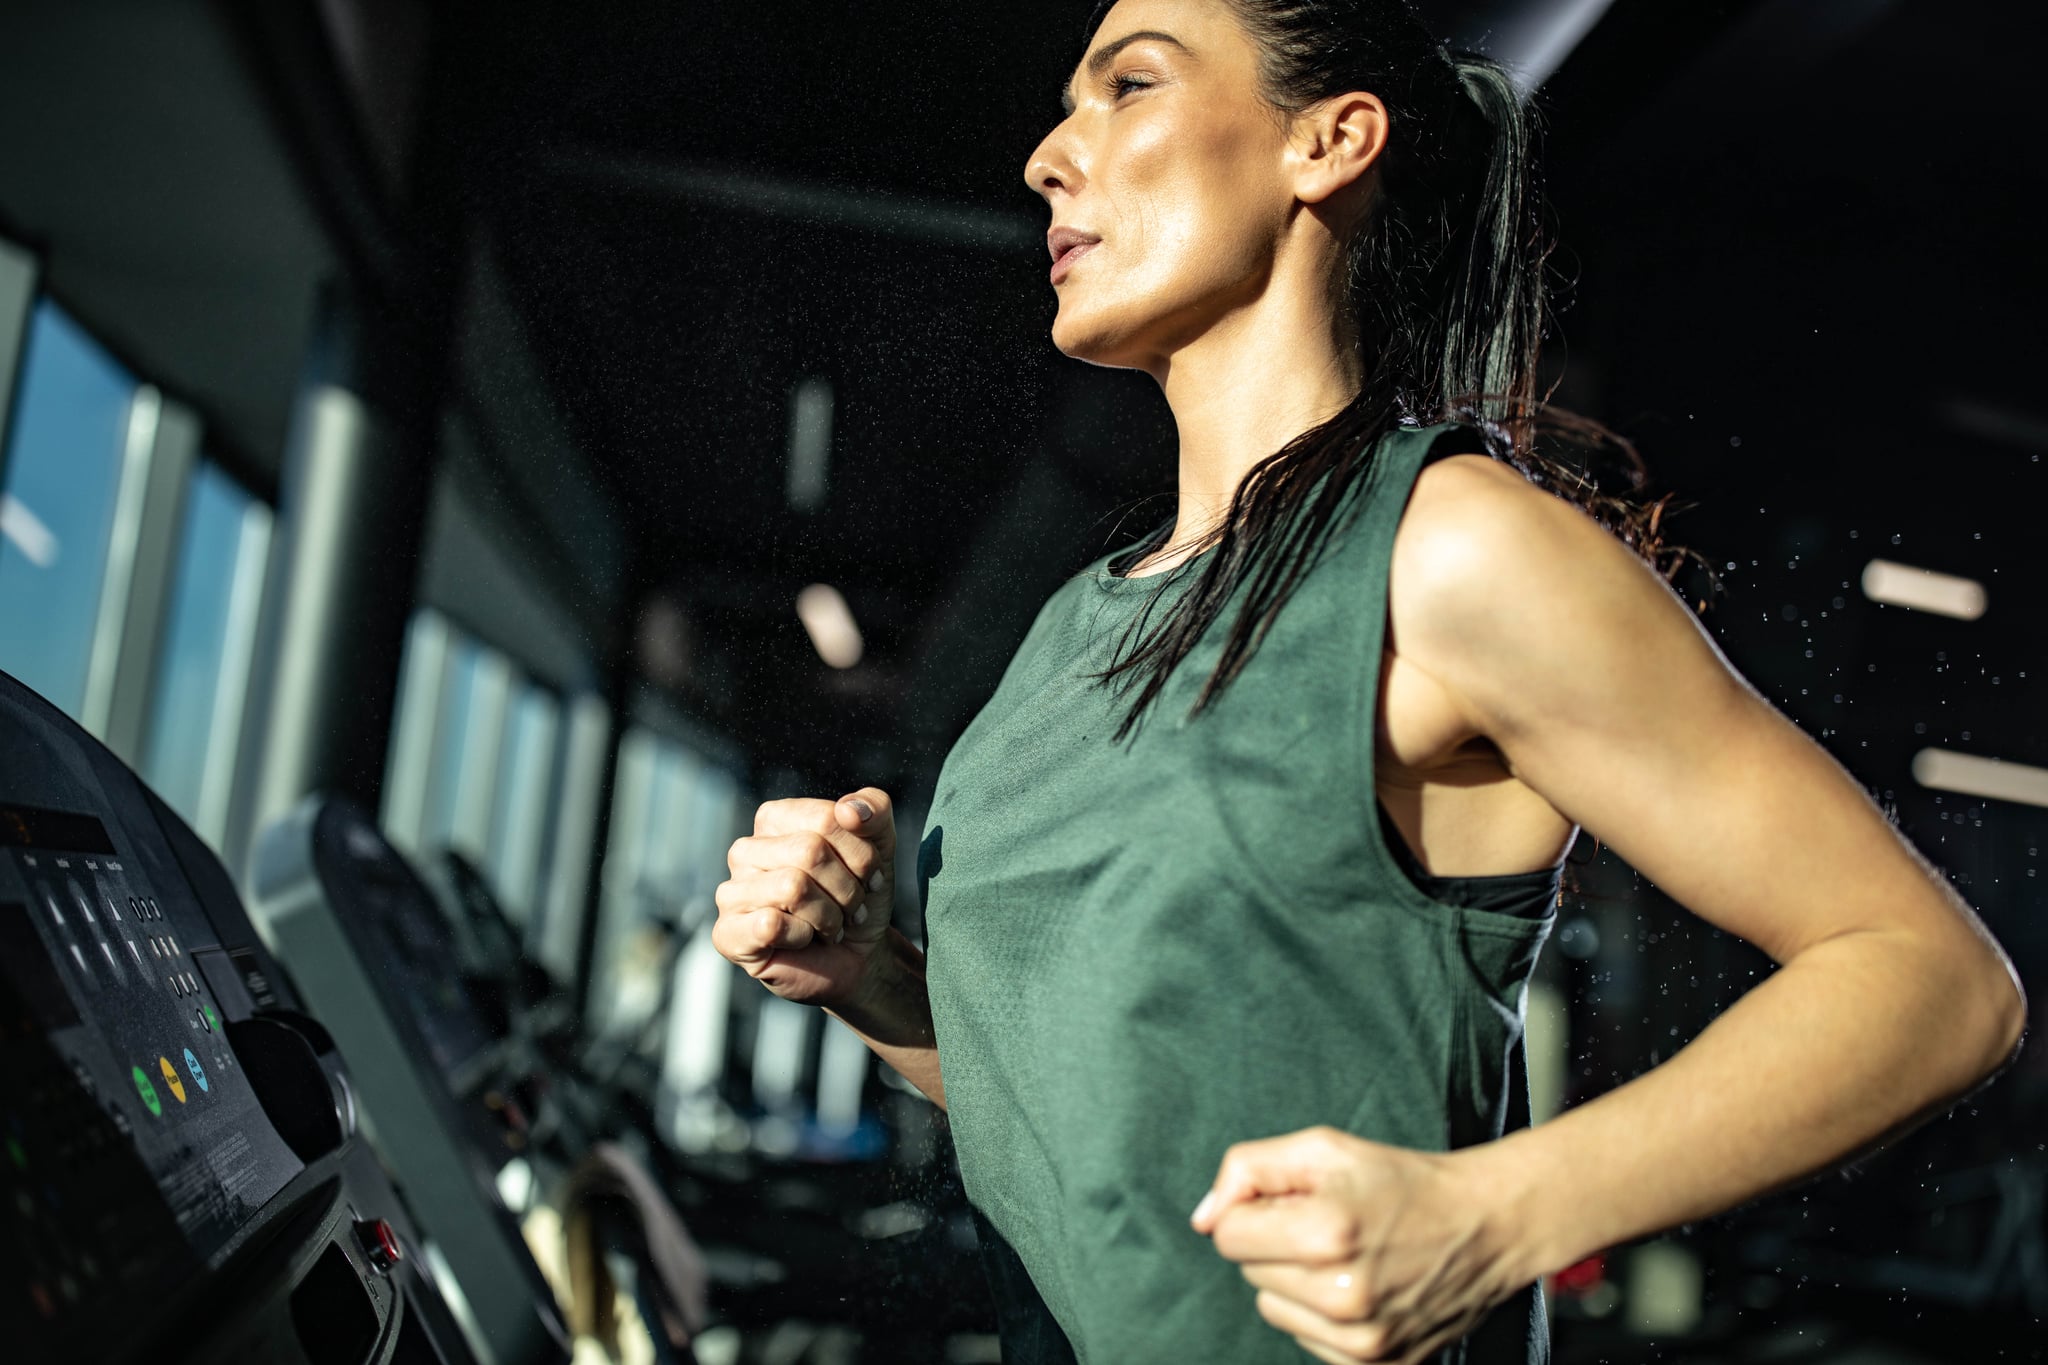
[826,927,946,1109]
[1470,928,2026,1282]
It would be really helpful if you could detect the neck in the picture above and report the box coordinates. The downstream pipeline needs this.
[1145,269,1362,563]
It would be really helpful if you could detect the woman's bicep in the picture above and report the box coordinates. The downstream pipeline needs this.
[1395,456,2004,969]
[1509,655,1960,966]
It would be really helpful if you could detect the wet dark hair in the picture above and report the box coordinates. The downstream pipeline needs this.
[1078,0,1706,743]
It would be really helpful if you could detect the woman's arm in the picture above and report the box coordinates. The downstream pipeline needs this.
[826,927,947,1110]
[716,792,947,1108]
[1194,454,2026,1364]
[1393,453,2027,1278]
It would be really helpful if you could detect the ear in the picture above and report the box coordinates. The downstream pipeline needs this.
[1287,91,1389,207]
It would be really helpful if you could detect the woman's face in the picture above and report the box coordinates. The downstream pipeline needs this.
[1024,0,1299,371]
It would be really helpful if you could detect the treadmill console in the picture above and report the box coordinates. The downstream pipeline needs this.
[0,668,486,1365]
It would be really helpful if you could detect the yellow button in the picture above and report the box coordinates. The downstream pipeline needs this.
[158,1056,187,1105]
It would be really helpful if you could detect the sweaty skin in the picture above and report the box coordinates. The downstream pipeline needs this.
[718,2,2028,1360]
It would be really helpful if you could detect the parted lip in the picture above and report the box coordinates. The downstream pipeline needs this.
[1047,226,1102,261]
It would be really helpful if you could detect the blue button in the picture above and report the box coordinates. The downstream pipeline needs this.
[182,1048,208,1094]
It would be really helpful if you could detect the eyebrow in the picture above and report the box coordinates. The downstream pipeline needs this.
[1060,30,1191,114]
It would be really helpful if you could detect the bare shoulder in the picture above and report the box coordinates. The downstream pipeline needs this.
[1392,454,1646,630]
[1387,452,1727,738]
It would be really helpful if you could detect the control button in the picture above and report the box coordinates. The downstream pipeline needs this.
[130,1066,161,1118]
[126,939,143,967]
[107,897,121,922]
[158,1056,186,1105]
[195,1007,212,1034]
[201,1002,220,1032]
[354,1219,404,1272]
[183,1048,208,1094]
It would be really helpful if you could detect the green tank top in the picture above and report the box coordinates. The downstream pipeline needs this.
[919,421,1556,1364]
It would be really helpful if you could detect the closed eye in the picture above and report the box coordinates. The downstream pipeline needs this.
[1110,73,1156,100]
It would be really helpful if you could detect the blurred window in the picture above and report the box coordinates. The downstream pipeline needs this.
[141,462,272,847]
[594,727,743,1042]
[0,300,139,719]
[422,634,489,856]
[487,682,561,923]
[382,608,574,924]
[382,611,450,848]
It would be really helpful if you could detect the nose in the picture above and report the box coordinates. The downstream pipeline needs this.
[1024,116,1082,202]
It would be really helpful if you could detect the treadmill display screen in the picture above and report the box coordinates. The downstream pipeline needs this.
[0,803,117,854]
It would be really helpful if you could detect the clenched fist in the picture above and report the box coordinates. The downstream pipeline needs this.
[713,786,898,1010]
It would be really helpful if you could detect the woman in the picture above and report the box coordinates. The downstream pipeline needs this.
[714,1,2029,1361]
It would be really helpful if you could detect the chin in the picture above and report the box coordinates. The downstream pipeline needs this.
[1049,302,1144,370]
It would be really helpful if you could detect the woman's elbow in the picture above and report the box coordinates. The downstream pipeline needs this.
[1951,939,2029,1091]
[1888,923,2030,1098]
[1983,956,2029,1078]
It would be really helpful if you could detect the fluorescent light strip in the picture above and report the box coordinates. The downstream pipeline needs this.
[785,378,833,512]
[1861,558,1986,620]
[1911,748,2048,810]
[796,583,863,668]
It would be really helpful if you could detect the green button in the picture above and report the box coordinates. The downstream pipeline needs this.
[5,1137,25,1171]
[202,1003,219,1031]
[130,1065,161,1118]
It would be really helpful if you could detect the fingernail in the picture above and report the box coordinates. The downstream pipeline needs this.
[854,904,869,925]
[868,870,884,892]
[845,798,874,822]
[1191,1190,1218,1225]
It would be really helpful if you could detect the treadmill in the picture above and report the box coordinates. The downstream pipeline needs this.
[250,799,579,1365]
[0,666,525,1365]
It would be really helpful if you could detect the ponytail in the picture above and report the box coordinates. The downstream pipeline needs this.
[1441,56,1540,446]
[1081,2,1700,744]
